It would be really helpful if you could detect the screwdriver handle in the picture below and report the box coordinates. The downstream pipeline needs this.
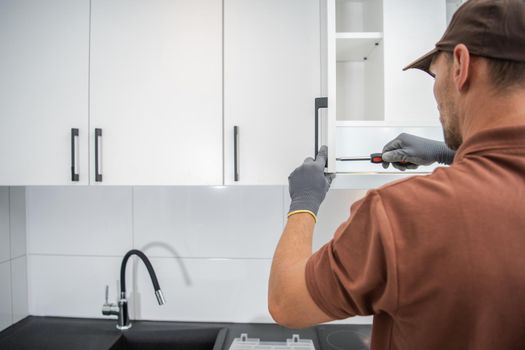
[370,153,411,165]
[370,153,384,164]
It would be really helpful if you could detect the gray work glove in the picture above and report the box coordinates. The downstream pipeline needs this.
[288,145,336,220]
[382,133,455,171]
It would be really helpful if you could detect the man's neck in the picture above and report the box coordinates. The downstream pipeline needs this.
[460,88,525,142]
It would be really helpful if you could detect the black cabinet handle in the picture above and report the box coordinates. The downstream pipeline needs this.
[95,128,103,182]
[71,128,79,182]
[234,126,239,182]
[315,97,328,158]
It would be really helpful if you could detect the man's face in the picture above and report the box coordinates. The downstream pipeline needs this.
[429,53,463,150]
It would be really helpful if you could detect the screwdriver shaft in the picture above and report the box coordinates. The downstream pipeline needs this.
[336,157,372,161]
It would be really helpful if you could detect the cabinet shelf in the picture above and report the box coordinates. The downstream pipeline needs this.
[336,32,382,62]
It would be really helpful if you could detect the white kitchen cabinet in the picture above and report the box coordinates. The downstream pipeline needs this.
[0,0,465,186]
[0,0,90,185]
[224,0,321,185]
[321,0,459,174]
[90,0,223,185]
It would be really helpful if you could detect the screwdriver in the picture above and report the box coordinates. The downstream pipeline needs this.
[336,153,412,165]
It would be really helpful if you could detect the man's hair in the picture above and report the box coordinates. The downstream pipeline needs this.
[486,58,525,91]
[442,51,525,91]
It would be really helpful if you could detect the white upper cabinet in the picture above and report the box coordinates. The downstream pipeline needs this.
[321,0,457,174]
[90,0,223,185]
[0,0,90,185]
[0,0,466,185]
[224,0,321,185]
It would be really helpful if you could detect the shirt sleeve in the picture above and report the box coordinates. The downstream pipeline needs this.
[305,190,398,319]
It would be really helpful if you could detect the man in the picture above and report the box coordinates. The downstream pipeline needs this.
[268,0,525,349]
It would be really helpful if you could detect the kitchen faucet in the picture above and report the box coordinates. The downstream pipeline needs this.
[102,249,165,330]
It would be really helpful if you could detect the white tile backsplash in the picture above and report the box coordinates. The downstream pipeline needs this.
[28,255,122,318]
[27,187,133,256]
[0,187,10,263]
[11,256,28,323]
[9,187,26,259]
[0,261,12,331]
[313,189,368,251]
[133,187,283,259]
[283,187,368,251]
[0,187,29,330]
[28,254,273,323]
[23,185,373,325]
[133,257,272,323]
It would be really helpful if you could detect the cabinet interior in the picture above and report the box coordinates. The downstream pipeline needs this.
[335,0,382,32]
[335,0,384,122]
[334,0,462,123]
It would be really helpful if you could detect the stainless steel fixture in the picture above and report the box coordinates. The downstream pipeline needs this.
[102,249,165,330]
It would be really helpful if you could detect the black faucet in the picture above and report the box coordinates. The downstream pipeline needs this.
[102,249,165,330]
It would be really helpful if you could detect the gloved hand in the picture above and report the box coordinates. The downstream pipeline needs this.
[288,145,335,222]
[382,133,455,171]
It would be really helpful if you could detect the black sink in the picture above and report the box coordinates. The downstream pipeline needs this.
[1,316,368,350]
[108,327,228,350]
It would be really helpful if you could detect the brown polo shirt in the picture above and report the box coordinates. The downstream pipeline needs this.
[306,126,525,350]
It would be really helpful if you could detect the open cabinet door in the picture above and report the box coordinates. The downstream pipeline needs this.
[321,0,449,178]
[318,0,337,174]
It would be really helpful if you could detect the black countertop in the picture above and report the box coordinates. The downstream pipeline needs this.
[0,316,371,350]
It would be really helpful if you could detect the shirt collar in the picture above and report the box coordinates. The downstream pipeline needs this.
[454,125,525,163]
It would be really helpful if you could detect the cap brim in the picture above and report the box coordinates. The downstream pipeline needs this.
[403,48,438,76]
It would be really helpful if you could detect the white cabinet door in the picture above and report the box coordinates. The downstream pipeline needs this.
[0,0,90,185]
[90,0,222,185]
[383,0,446,123]
[224,0,321,185]
[322,0,450,174]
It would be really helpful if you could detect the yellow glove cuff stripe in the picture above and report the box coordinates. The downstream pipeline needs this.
[287,210,318,223]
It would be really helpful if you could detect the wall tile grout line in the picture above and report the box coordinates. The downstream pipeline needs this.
[131,187,137,319]
[25,188,32,316]
[26,254,32,316]
[30,253,123,258]
[130,187,134,317]
[8,188,12,261]
[8,187,14,325]
[8,260,13,325]
[25,188,30,257]
[131,187,135,249]
[28,253,273,261]
[10,254,26,261]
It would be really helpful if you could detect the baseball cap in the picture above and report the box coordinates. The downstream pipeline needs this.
[403,0,525,75]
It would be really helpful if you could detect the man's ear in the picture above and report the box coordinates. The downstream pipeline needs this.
[452,44,471,92]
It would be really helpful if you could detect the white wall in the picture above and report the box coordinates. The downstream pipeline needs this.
[25,186,373,324]
[0,187,29,332]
